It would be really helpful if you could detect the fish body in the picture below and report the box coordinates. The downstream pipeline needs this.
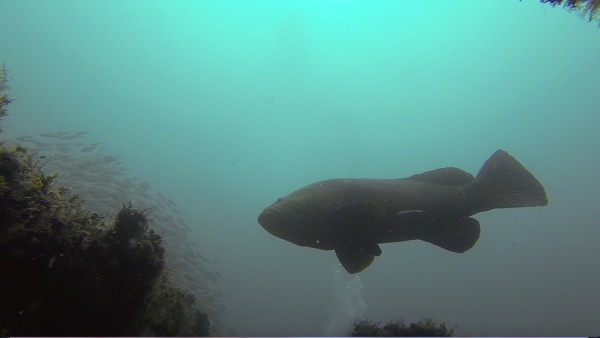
[258,150,548,274]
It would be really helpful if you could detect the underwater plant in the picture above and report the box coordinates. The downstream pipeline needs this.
[0,64,12,128]
[11,130,226,329]
[7,131,227,333]
[351,318,455,337]
[0,68,213,336]
[0,144,211,336]
[540,0,600,23]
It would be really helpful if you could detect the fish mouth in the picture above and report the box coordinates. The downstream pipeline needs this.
[258,205,317,247]
[258,205,292,240]
[258,207,281,230]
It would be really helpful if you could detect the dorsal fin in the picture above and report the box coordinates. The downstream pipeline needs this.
[407,167,474,186]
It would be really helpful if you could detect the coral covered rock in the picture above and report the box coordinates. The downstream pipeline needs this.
[0,145,209,336]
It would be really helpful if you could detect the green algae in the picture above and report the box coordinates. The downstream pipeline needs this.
[0,67,212,336]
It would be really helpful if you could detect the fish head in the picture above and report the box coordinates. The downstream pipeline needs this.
[258,182,338,249]
[258,201,301,241]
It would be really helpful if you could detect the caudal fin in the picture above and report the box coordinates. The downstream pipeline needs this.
[469,150,548,212]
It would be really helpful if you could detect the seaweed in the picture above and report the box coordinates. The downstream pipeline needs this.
[352,318,455,337]
[0,114,210,336]
[0,64,218,336]
[0,64,12,129]
[540,0,600,23]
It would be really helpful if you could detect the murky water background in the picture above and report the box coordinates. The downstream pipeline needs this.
[1,1,599,335]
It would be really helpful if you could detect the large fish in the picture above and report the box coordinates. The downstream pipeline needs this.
[258,150,548,274]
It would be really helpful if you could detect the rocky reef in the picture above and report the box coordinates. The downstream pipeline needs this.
[0,145,209,336]
[0,68,217,336]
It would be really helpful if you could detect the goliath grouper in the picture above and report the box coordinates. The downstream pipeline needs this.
[258,150,548,274]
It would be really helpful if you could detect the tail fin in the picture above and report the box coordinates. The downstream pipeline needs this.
[468,150,548,212]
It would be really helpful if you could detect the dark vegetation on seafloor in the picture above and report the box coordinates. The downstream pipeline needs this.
[0,67,209,336]
[352,318,455,337]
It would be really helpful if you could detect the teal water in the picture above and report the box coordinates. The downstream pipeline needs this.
[1,0,599,335]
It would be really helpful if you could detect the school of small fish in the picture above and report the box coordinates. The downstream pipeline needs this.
[11,131,226,332]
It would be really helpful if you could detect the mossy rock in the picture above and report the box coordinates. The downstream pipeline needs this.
[0,145,210,336]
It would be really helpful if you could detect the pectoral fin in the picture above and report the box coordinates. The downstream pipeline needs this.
[330,201,385,228]
[329,201,385,273]
[335,242,382,274]
[421,217,480,253]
